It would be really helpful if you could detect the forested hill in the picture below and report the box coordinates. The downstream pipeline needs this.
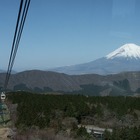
[0,70,140,96]
[7,92,140,139]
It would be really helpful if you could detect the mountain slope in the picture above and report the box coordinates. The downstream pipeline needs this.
[49,43,140,75]
[0,70,140,96]
[106,43,140,59]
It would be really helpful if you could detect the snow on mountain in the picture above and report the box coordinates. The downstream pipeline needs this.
[106,43,140,59]
[49,43,140,75]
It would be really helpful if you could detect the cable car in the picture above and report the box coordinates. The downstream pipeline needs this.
[1,92,6,101]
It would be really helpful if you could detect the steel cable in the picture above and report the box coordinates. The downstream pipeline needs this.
[4,0,31,90]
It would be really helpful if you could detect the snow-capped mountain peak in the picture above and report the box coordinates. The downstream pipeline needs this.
[106,43,140,59]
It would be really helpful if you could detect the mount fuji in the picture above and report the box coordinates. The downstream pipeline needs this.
[106,43,140,60]
[49,43,140,75]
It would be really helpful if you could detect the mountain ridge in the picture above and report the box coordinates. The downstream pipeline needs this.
[49,43,140,75]
[0,70,140,96]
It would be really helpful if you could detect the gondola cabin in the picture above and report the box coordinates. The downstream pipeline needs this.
[1,92,6,101]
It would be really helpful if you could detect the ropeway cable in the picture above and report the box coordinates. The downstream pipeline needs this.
[4,0,31,90]
[4,0,31,88]
[4,0,23,90]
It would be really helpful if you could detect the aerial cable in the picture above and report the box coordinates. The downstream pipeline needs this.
[4,0,31,88]
[10,0,31,72]
[4,0,31,90]
[4,0,24,90]
[10,0,31,73]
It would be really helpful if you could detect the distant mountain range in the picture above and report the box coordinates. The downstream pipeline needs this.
[1,43,140,96]
[0,70,17,74]
[0,70,6,73]
[0,70,140,96]
[49,43,140,75]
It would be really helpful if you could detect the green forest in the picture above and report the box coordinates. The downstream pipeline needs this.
[7,91,140,140]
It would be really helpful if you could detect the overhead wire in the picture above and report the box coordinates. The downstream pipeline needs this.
[5,0,31,88]
[4,0,31,90]
[10,0,31,74]
[4,0,24,90]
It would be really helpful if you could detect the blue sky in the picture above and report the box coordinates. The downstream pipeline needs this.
[0,0,140,71]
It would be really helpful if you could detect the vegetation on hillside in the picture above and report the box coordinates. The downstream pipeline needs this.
[7,91,140,139]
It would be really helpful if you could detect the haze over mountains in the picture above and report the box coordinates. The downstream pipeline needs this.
[49,43,140,75]
[0,43,140,96]
[1,43,140,75]
[0,70,140,96]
